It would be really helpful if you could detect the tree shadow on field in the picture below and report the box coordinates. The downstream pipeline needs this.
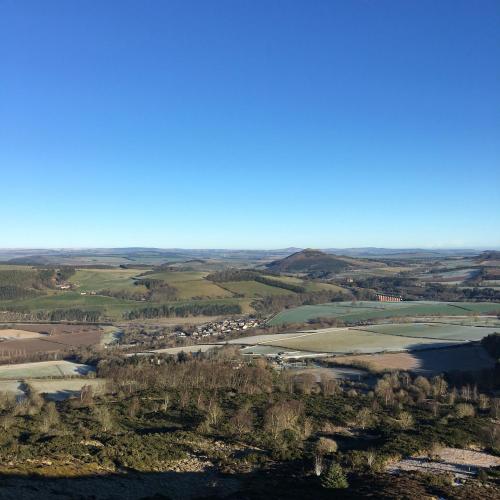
[404,342,495,375]
[75,365,96,376]
[0,466,342,500]
[0,464,494,500]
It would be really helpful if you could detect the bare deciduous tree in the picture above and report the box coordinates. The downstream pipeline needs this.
[264,400,303,441]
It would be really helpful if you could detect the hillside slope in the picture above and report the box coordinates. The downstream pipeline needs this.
[266,249,350,274]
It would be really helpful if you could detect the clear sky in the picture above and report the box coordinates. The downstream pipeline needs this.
[1,1,499,249]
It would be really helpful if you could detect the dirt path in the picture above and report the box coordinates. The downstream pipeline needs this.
[388,447,500,478]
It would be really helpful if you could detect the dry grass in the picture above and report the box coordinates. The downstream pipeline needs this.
[388,447,500,478]
[0,329,45,340]
[30,378,105,401]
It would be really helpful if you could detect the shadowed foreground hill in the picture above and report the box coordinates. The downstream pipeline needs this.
[0,467,497,500]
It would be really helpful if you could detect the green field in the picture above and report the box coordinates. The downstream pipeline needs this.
[72,268,146,292]
[355,323,499,341]
[142,271,233,300]
[229,328,456,354]
[268,301,500,326]
[425,316,500,327]
[0,291,142,318]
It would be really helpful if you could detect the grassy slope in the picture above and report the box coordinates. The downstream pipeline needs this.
[0,292,141,318]
[72,268,147,292]
[143,271,233,300]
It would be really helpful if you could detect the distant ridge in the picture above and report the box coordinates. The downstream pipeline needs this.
[322,248,482,258]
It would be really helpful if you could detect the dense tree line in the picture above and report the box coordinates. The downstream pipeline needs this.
[98,289,148,301]
[461,287,500,301]
[206,269,262,282]
[1,307,101,323]
[0,269,56,290]
[255,276,306,293]
[482,333,500,361]
[0,285,39,300]
[207,269,309,293]
[353,277,500,302]
[255,290,352,314]
[134,278,178,301]
[56,267,76,282]
[47,309,101,322]
[134,278,166,290]
[126,302,242,319]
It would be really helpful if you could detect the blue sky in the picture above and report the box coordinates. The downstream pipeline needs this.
[1,0,499,249]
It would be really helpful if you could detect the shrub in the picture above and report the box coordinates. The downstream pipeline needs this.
[397,411,414,430]
[316,437,338,455]
[321,461,349,489]
[455,403,475,418]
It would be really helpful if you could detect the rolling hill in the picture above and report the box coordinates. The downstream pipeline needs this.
[266,249,350,274]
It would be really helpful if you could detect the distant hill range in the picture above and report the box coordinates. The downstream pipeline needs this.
[322,248,483,258]
[478,250,500,261]
[266,249,350,274]
[0,246,493,266]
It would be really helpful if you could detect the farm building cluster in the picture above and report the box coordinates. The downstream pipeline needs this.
[177,318,263,339]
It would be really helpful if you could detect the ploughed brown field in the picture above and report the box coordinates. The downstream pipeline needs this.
[0,324,103,356]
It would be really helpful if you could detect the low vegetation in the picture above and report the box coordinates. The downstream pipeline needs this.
[0,348,498,497]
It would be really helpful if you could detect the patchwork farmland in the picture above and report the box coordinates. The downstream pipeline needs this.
[0,359,104,401]
[0,324,106,357]
[268,300,500,326]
